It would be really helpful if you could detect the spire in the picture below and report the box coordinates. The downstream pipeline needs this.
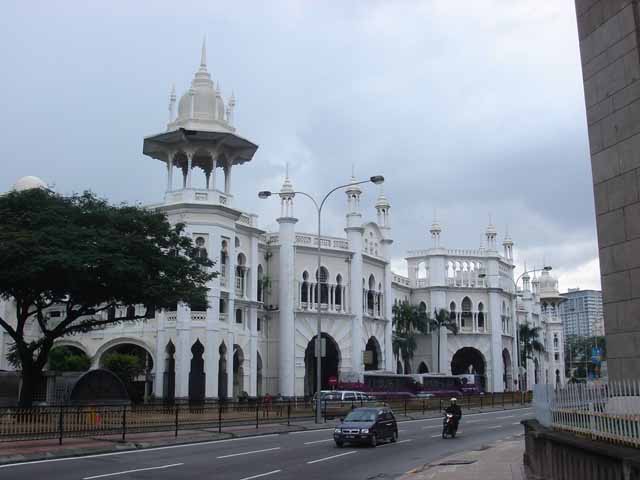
[429,208,442,248]
[200,36,207,70]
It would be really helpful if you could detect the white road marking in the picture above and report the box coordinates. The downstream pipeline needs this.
[379,439,413,447]
[422,425,441,430]
[238,470,282,480]
[217,447,280,459]
[396,407,533,425]
[496,415,515,420]
[487,425,502,429]
[307,451,356,464]
[82,463,183,480]
[0,435,280,469]
[466,420,482,423]
[304,439,334,445]
[290,428,334,435]
[430,434,441,438]
[512,422,522,425]
[398,429,407,433]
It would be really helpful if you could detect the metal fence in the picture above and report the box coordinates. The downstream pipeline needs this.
[0,391,530,445]
[549,381,640,448]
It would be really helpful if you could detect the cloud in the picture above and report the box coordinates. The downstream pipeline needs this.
[0,0,599,290]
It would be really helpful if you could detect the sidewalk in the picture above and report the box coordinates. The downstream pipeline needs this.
[400,434,526,480]
[0,404,531,466]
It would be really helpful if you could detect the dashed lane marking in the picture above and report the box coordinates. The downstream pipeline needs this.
[82,463,183,480]
[307,451,356,464]
[304,439,334,445]
[238,470,282,480]
[217,447,281,459]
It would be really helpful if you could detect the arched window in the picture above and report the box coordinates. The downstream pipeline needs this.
[335,274,343,307]
[477,302,485,330]
[449,301,456,321]
[235,236,240,248]
[195,236,208,260]
[126,305,135,318]
[553,333,559,349]
[316,267,329,304]
[461,297,472,328]
[257,265,264,302]
[235,309,243,324]
[419,301,427,314]
[367,275,376,312]
[301,271,309,303]
[220,240,228,279]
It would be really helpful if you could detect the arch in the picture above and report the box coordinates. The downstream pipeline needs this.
[235,308,243,324]
[461,297,472,329]
[451,347,486,391]
[189,339,205,405]
[477,302,485,330]
[449,301,456,322]
[418,361,429,374]
[301,271,309,303]
[315,266,329,304]
[218,342,228,399]
[368,274,376,291]
[69,369,130,404]
[94,337,156,373]
[163,341,176,404]
[47,344,91,372]
[367,274,376,312]
[418,301,427,314]
[304,333,340,396]
[364,337,382,371]
[97,340,155,403]
[502,348,513,392]
[233,344,245,399]
[335,274,343,307]
[52,339,90,357]
[237,252,246,266]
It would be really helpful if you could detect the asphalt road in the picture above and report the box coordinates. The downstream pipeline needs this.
[0,407,533,480]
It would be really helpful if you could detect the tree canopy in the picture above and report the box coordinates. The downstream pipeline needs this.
[392,301,429,363]
[0,188,215,406]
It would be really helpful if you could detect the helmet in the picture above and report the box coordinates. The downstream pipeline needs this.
[450,398,457,403]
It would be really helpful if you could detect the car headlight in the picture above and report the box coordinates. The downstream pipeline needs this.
[334,428,342,434]
[360,428,369,434]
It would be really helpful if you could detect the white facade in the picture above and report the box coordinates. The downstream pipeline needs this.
[0,43,565,399]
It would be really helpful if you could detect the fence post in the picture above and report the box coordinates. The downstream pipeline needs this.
[287,400,291,427]
[175,404,179,437]
[218,403,222,434]
[58,407,64,446]
[121,406,127,442]
[422,400,425,415]
[256,401,259,429]
[439,399,442,412]
[404,399,407,417]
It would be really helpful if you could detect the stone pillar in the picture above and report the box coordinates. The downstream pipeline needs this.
[226,331,234,399]
[166,154,174,192]
[382,239,394,371]
[211,156,217,191]
[346,225,364,376]
[186,151,193,189]
[249,308,258,397]
[277,216,298,397]
[205,232,221,399]
[224,163,232,194]
[488,291,503,392]
[175,302,191,399]
[153,310,166,397]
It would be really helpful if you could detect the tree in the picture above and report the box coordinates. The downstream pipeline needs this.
[0,189,215,407]
[519,323,544,389]
[392,301,429,368]
[47,346,91,372]
[102,353,145,400]
[565,335,606,380]
[429,308,458,373]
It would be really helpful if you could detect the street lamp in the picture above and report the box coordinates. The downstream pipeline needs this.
[259,174,384,423]
[478,265,552,391]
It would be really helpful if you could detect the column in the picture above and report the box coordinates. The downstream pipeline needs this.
[186,151,193,189]
[249,308,258,397]
[224,162,232,193]
[277,216,297,397]
[346,226,364,376]
[211,156,217,191]
[227,332,234,399]
[175,302,191,399]
[166,154,174,192]
[153,310,166,397]
[382,245,394,370]
[488,291,503,392]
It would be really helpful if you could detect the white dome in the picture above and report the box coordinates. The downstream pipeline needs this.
[13,176,48,192]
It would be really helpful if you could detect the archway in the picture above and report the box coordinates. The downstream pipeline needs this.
[364,337,381,371]
[257,352,263,397]
[233,345,245,399]
[451,347,486,391]
[163,341,176,404]
[218,343,228,399]
[534,358,540,385]
[403,359,412,374]
[304,333,340,396]
[99,342,154,403]
[418,361,429,374]
[47,345,90,372]
[502,348,512,392]
[189,340,205,405]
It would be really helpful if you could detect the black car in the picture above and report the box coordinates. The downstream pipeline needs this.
[333,407,398,447]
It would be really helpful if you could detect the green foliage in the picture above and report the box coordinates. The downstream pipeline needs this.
[519,323,544,365]
[392,301,430,362]
[429,308,457,373]
[102,353,144,385]
[48,346,90,372]
[565,335,606,379]
[0,188,215,406]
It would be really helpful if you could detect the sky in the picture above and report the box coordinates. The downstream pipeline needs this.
[0,0,599,292]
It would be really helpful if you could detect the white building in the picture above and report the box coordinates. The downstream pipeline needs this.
[0,43,565,400]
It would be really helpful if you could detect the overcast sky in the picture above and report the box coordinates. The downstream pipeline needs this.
[0,1,599,292]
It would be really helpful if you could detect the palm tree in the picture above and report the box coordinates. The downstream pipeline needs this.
[519,323,544,389]
[430,308,458,373]
[392,301,429,370]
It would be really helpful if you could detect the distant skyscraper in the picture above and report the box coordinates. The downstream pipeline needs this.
[559,289,604,338]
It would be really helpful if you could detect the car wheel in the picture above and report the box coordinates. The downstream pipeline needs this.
[390,430,397,443]
[370,433,377,448]
[335,441,344,448]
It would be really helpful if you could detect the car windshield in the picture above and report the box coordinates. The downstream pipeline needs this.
[344,410,376,422]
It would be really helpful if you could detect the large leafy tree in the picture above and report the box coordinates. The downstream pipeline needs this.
[429,308,458,373]
[392,301,429,369]
[0,189,214,407]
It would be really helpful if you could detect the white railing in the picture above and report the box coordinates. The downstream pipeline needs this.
[191,311,207,322]
[546,381,640,448]
[166,312,177,323]
[392,274,410,287]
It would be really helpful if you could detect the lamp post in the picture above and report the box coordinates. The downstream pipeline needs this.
[478,265,551,392]
[259,174,384,423]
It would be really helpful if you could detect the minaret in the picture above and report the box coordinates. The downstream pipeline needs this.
[375,185,394,370]
[485,218,497,252]
[503,227,514,262]
[168,84,176,127]
[227,91,236,126]
[430,211,442,249]
[375,185,391,229]
[277,171,297,397]
[345,175,365,377]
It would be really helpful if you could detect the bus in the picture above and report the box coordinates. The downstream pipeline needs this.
[362,372,419,399]
[454,374,484,394]
[412,373,468,397]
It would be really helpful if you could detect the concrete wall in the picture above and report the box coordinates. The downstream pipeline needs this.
[575,0,640,379]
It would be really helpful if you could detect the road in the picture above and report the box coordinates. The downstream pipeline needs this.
[0,407,533,480]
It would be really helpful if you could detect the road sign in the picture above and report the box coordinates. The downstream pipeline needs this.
[328,376,338,386]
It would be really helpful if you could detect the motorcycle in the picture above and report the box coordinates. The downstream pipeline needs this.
[442,413,457,438]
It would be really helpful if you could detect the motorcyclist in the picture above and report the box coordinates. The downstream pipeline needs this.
[444,397,462,432]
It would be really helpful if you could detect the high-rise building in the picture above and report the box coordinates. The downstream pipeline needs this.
[559,289,604,338]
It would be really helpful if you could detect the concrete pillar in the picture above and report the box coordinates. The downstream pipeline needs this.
[205,231,220,399]
[346,225,364,376]
[153,310,166,397]
[488,291,503,392]
[249,308,258,397]
[277,216,298,397]
[166,154,174,192]
[175,302,191,399]
[226,332,234,399]
[382,239,394,371]
[186,151,193,189]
